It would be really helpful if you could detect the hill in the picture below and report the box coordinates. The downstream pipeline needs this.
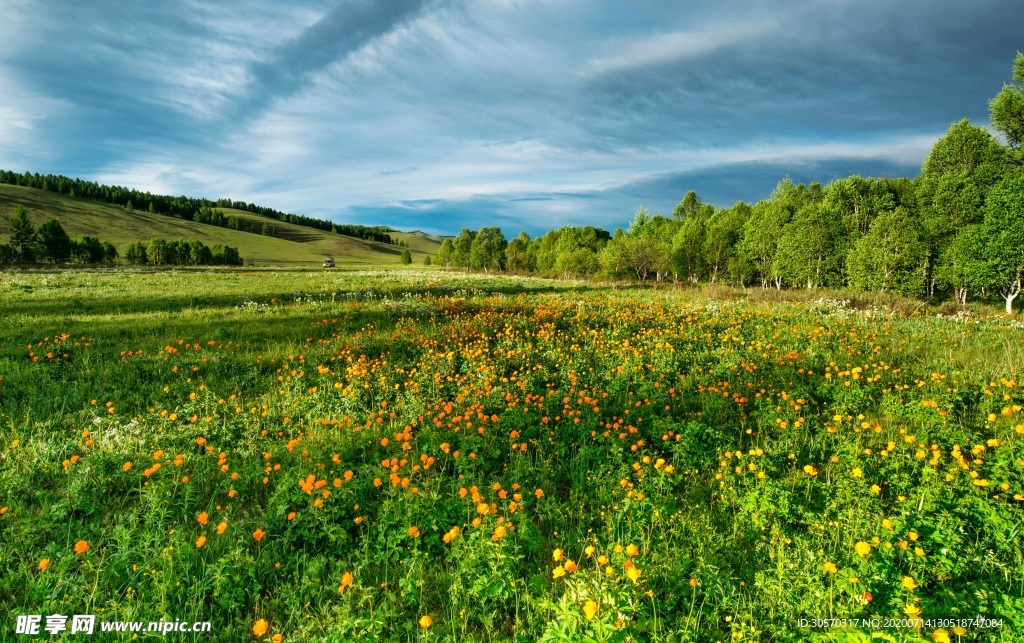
[0,184,440,266]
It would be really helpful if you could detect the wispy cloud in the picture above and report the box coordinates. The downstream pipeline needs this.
[0,0,1019,235]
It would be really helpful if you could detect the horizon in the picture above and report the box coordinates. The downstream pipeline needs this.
[0,1,1019,236]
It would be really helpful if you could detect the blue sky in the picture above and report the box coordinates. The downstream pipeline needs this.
[0,0,1019,236]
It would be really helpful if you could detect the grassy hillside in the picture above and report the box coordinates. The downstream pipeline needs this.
[0,185,440,266]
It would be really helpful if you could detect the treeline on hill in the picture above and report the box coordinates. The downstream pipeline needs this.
[0,207,241,267]
[435,54,1024,312]
[0,171,393,244]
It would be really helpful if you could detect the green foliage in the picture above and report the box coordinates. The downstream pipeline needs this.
[846,209,926,296]
[980,172,1024,312]
[400,249,412,265]
[36,218,72,264]
[989,52,1024,151]
[469,226,507,272]
[9,205,36,261]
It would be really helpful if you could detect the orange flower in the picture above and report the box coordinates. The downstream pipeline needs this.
[197,511,209,525]
[252,619,268,636]
[74,540,89,554]
[338,571,354,592]
[38,558,50,571]
[122,462,132,472]
[407,526,420,538]
[287,512,296,521]
[196,535,207,548]
[253,528,265,542]
[534,488,544,498]
[271,635,283,643]
[625,544,639,557]
[419,615,432,629]
[216,521,227,535]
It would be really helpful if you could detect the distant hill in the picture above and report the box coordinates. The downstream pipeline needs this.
[0,185,440,266]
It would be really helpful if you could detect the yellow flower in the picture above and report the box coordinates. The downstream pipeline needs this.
[195,535,207,548]
[625,544,639,557]
[904,605,921,618]
[854,541,871,557]
[803,465,818,476]
[552,565,565,579]
[584,545,595,557]
[852,467,863,478]
[216,521,227,535]
[272,635,283,643]
[252,619,268,636]
[881,518,893,530]
[339,571,354,592]
[419,615,432,629]
[823,562,837,573]
[626,566,641,582]
[583,600,598,620]
[38,558,50,571]
[901,576,916,591]
[932,629,950,643]
[552,548,563,561]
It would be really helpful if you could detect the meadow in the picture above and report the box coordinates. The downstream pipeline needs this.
[1,267,1023,642]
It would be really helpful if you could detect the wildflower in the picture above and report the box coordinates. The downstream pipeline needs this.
[552,548,563,561]
[74,540,89,554]
[272,635,283,643]
[904,605,921,618]
[408,526,420,538]
[535,488,544,498]
[689,578,698,587]
[552,565,565,578]
[339,571,354,592]
[583,600,598,620]
[198,511,209,525]
[823,562,837,573]
[932,630,950,643]
[626,566,641,582]
[419,615,432,629]
[196,535,207,548]
[803,465,818,476]
[584,545,595,557]
[854,541,871,557]
[216,521,227,534]
[253,619,268,636]
[902,576,916,591]
[564,559,577,572]
[625,544,639,557]
[253,528,265,542]
[39,558,50,571]
[122,462,132,472]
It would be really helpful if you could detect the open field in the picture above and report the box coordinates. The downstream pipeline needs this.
[0,186,439,266]
[1,268,1023,641]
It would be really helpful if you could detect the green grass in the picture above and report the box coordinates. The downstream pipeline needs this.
[1,268,1022,642]
[0,185,440,266]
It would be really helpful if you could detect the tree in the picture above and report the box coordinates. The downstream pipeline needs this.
[936,225,994,305]
[147,238,168,266]
[9,206,36,261]
[261,223,277,237]
[125,242,147,265]
[505,231,535,272]
[981,172,1024,313]
[423,255,432,266]
[703,202,751,282]
[673,190,702,220]
[469,227,507,272]
[72,235,105,264]
[400,249,412,265]
[36,218,72,263]
[435,239,454,267]
[452,229,476,268]
[671,216,706,283]
[102,242,118,265]
[775,202,848,289]
[846,208,926,295]
[989,52,1024,152]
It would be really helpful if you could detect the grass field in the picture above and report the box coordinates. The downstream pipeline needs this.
[1,268,1023,642]
[0,185,440,266]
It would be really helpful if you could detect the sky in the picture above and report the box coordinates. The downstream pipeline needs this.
[0,0,1020,236]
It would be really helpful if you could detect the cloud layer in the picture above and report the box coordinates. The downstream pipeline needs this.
[0,0,1019,235]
